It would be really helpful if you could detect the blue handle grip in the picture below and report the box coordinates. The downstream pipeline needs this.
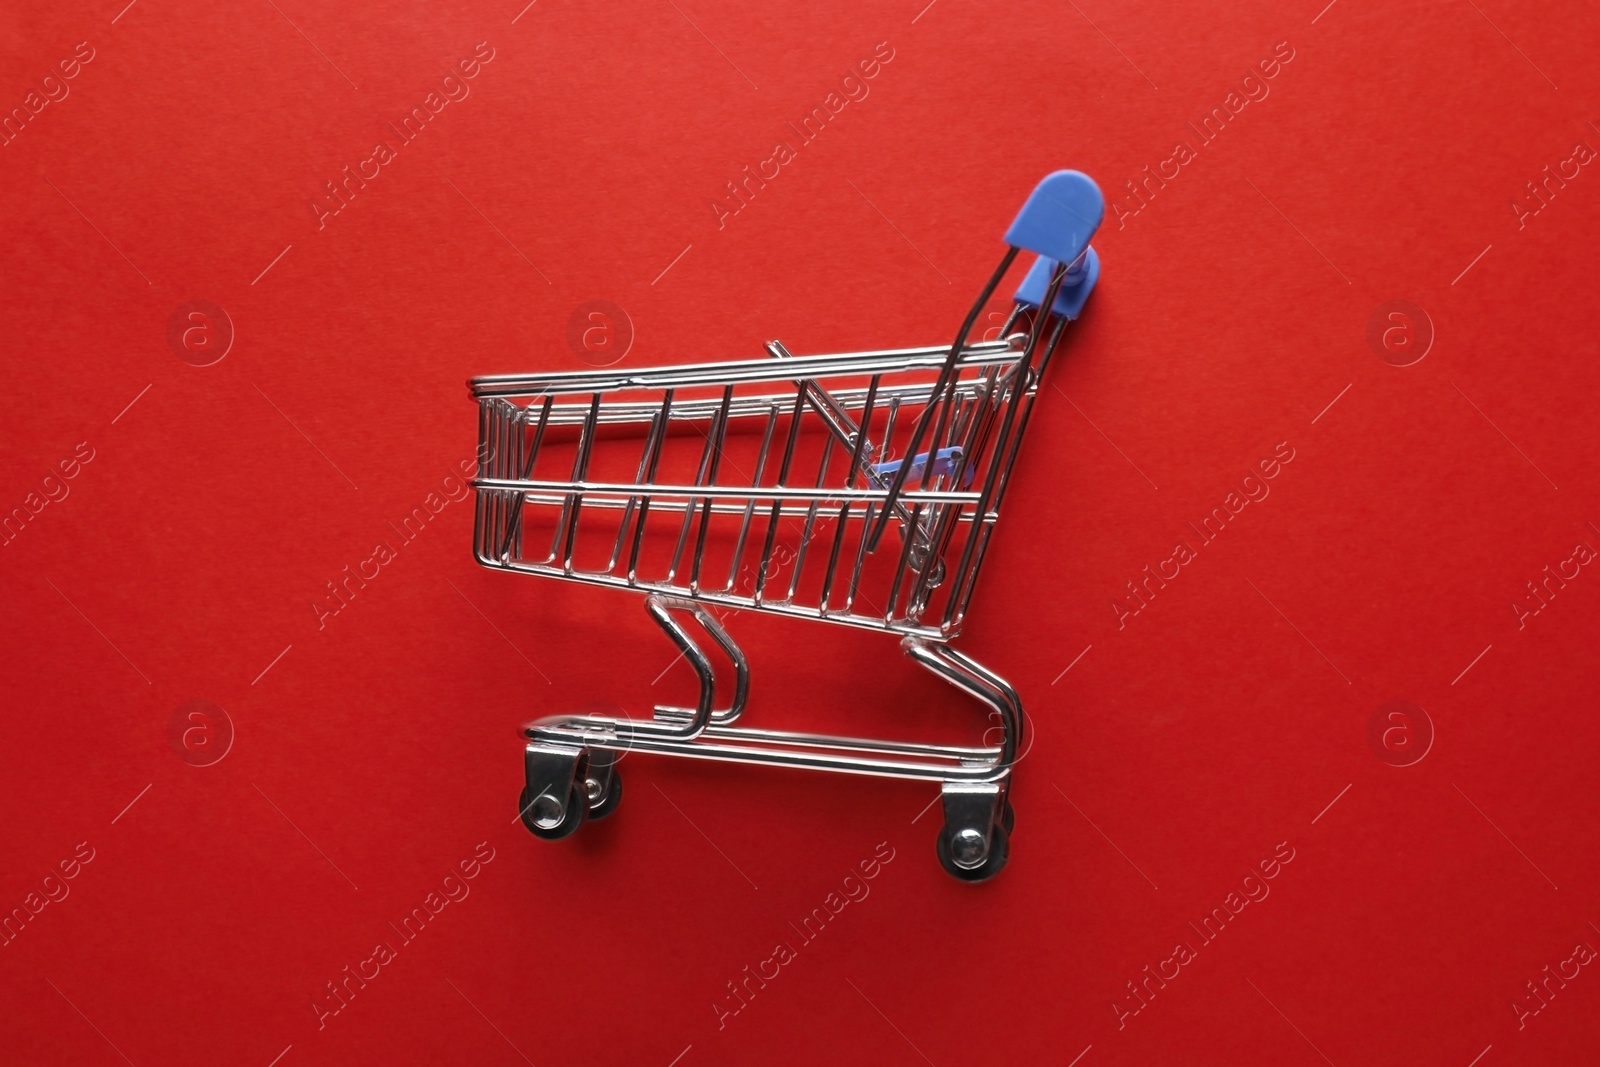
[1004,170,1104,265]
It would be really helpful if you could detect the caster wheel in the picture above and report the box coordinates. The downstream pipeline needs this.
[519,781,586,840]
[1002,801,1015,835]
[936,822,1009,882]
[586,770,623,821]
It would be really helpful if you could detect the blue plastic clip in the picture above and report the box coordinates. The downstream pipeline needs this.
[1013,248,1100,320]
[873,446,970,487]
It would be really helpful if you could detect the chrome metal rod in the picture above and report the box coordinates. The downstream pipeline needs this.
[469,339,1022,397]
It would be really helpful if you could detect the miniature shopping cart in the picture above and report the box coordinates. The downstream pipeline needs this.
[470,171,1104,881]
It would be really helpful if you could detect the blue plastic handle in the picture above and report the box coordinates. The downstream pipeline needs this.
[1004,170,1104,265]
[1013,247,1100,320]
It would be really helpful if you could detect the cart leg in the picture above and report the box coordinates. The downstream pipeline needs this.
[645,594,750,731]
[519,743,587,840]
[904,638,1021,881]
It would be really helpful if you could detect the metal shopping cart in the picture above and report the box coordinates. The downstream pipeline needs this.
[470,170,1104,881]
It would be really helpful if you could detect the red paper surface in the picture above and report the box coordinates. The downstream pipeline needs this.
[4,1,1600,1064]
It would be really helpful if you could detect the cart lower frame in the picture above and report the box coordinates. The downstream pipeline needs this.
[518,594,1022,875]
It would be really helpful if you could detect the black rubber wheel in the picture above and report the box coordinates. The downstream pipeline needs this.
[936,822,1010,882]
[587,770,623,821]
[519,782,586,840]
[1002,801,1015,835]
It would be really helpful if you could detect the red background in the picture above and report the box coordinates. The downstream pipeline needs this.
[4,0,1600,1064]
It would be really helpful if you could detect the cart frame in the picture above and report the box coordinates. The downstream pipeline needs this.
[470,171,1105,880]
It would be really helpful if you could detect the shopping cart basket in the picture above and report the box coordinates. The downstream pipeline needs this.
[470,170,1104,881]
